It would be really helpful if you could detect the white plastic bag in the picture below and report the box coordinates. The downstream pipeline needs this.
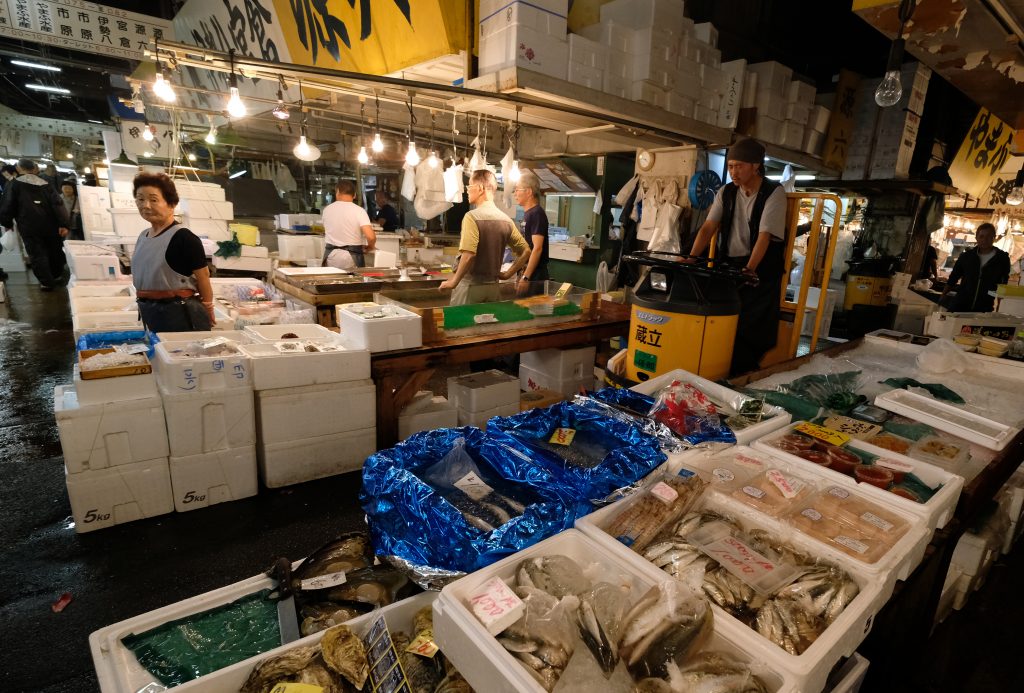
[636,178,661,241]
[916,338,971,374]
[647,179,682,253]
[1,228,16,252]
[413,162,452,220]
[401,162,417,202]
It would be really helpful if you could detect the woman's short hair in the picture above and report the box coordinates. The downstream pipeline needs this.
[132,172,179,206]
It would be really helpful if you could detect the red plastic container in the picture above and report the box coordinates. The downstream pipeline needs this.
[826,447,862,476]
[854,465,894,489]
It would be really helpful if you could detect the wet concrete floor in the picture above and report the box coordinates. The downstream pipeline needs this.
[2,269,1023,692]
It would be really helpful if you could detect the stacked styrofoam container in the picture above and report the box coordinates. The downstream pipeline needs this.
[70,293,142,335]
[520,345,596,395]
[950,516,1004,611]
[399,390,458,440]
[55,359,173,532]
[154,330,258,511]
[274,213,322,230]
[805,103,832,156]
[478,0,569,80]
[748,61,792,145]
[171,180,231,241]
[577,446,928,693]
[447,369,521,427]
[433,529,798,693]
[275,233,325,262]
[64,241,125,282]
[78,185,116,239]
[336,302,422,353]
[997,463,1024,554]
[240,323,375,487]
[567,33,608,91]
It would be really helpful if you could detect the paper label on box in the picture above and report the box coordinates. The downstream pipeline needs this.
[548,427,576,446]
[835,535,870,554]
[554,282,573,299]
[742,485,766,499]
[361,615,411,693]
[300,570,347,591]
[733,452,766,470]
[860,511,895,533]
[875,458,914,474]
[454,471,494,501]
[712,468,736,483]
[406,630,440,658]
[648,481,678,505]
[469,577,524,628]
[697,535,784,589]
[823,415,882,439]
[794,422,850,447]
[766,469,805,499]
[124,344,149,355]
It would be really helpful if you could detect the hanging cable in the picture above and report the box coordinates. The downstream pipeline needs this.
[357,98,369,164]
[875,0,916,107]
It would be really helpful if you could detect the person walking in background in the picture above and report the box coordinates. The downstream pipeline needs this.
[373,189,400,231]
[322,180,376,268]
[510,171,549,295]
[0,164,16,196]
[60,182,83,241]
[940,223,1010,312]
[0,158,70,291]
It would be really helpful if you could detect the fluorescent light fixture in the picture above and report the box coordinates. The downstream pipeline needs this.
[767,174,817,181]
[87,119,103,124]
[25,83,70,94]
[229,169,247,179]
[11,59,60,72]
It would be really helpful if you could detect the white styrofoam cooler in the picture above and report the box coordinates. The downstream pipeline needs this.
[72,367,158,406]
[275,234,325,261]
[337,302,422,353]
[521,345,596,380]
[108,208,147,238]
[520,364,592,396]
[161,386,256,458]
[72,310,144,335]
[168,445,257,511]
[399,397,458,439]
[258,426,376,487]
[244,323,338,342]
[240,341,370,390]
[54,385,168,474]
[575,476,902,693]
[182,216,230,241]
[66,252,123,282]
[155,339,252,392]
[179,198,234,220]
[255,380,375,444]
[458,402,520,428]
[66,456,173,533]
[433,529,796,693]
[447,369,521,412]
[754,422,964,532]
[629,368,793,445]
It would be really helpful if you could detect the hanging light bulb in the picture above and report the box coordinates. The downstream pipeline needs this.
[875,69,902,108]
[405,140,420,166]
[875,0,915,108]
[294,134,311,158]
[205,125,217,144]
[142,119,154,141]
[427,150,439,168]
[371,132,384,153]
[153,72,176,103]
[272,92,290,120]
[357,146,369,164]
[507,160,521,183]
[1008,187,1024,206]
[225,49,247,118]
[187,152,197,162]
[83,166,91,174]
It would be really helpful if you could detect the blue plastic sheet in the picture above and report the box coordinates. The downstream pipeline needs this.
[76,330,160,358]
[590,386,736,446]
[487,401,667,500]
[361,427,592,574]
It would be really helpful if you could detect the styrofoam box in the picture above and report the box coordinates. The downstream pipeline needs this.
[479,0,568,39]
[522,346,596,381]
[480,25,569,80]
[161,386,255,457]
[66,251,123,282]
[577,19,634,54]
[629,368,792,446]
[79,185,115,236]
[72,310,143,335]
[448,369,521,412]
[804,128,825,156]
[599,0,687,34]
[108,208,146,237]
[827,653,870,693]
[400,398,458,439]
[69,282,135,299]
[179,198,234,220]
[785,101,811,125]
[183,216,230,241]
[66,456,173,533]
[576,483,897,693]
[72,366,158,406]
[568,60,603,89]
[55,385,168,474]
[788,79,816,104]
[258,426,376,487]
[778,120,805,149]
[693,21,718,46]
[810,104,832,133]
[276,234,325,261]
[243,323,335,343]
[172,180,226,202]
[211,254,273,272]
[256,380,375,444]
[874,388,1019,452]
[239,341,369,390]
[71,295,137,317]
[748,61,792,92]
[458,402,520,428]
[568,32,609,69]
[155,339,252,392]
[434,529,796,693]
[169,445,257,512]
[519,364,591,397]
[754,422,964,533]
[337,302,422,353]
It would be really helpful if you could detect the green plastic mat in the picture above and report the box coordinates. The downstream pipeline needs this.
[121,588,281,687]
[442,301,581,330]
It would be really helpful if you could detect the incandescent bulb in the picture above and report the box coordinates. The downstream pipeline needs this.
[405,140,420,166]
[226,86,247,118]
[205,127,217,145]
[294,135,311,158]
[1007,186,1024,206]
[874,70,902,108]
[272,100,290,120]
[187,153,197,162]
[153,73,176,103]
[507,160,521,184]
[83,166,91,174]
[142,125,154,142]
[427,151,439,168]
[357,146,369,164]
[371,132,384,153]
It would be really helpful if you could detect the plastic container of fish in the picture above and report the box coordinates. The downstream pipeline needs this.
[240,340,371,390]
[433,528,797,693]
[873,389,1020,451]
[575,488,894,693]
[754,422,964,533]
[628,368,792,445]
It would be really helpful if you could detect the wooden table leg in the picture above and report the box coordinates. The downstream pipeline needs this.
[375,368,436,449]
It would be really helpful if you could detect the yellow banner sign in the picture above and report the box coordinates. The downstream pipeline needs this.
[948,108,1014,199]
[822,69,862,173]
[272,0,467,75]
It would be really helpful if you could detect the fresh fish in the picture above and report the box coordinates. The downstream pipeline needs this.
[320,624,369,690]
[618,583,714,679]
[671,651,770,693]
[755,597,823,655]
[515,555,591,597]
[393,631,443,693]
[322,565,413,608]
[575,597,617,676]
[240,644,321,693]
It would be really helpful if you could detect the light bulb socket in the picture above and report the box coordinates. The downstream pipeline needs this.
[885,38,905,72]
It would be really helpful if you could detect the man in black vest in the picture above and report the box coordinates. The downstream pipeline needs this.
[687,138,788,375]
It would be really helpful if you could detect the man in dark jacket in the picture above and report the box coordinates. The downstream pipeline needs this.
[0,158,70,290]
[940,223,1011,312]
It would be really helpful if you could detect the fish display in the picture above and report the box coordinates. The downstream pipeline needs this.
[240,625,369,693]
[617,582,713,679]
[602,474,707,552]
[390,604,474,693]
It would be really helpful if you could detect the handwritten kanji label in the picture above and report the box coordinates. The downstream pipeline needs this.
[548,427,576,446]
[793,422,850,447]
[453,471,493,502]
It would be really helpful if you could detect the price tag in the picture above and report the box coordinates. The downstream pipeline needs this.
[270,684,325,693]
[801,508,823,522]
[860,511,895,532]
[548,428,576,446]
[875,458,914,474]
[733,452,766,471]
[361,616,411,693]
[406,630,440,658]
[453,471,494,502]
[300,570,347,591]
[700,535,781,586]
[554,282,573,299]
[712,468,736,483]
[823,415,882,440]
[648,481,678,505]
[742,485,766,499]
[793,422,850,447]
[835,535,870,554]
[766,469,805,499]
[124,344,149,355]
[468,576,525,634]
[827,486,851,499]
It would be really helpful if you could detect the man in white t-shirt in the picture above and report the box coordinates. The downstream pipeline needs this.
[321,180,375,267]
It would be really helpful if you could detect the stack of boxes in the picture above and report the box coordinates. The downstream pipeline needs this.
[175,181,233,242]
[804,103,832,157]
[154,331,258,512]
[478,0,569,80]
[398,391,458,440]
[54,357,173,533]
[240,324,375,487]
[447,370,521,427]
[844,62,931,179]
[520,346,596,395]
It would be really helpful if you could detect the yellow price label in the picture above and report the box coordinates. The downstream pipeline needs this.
[549,428,577,446]
[406,629,440,658]
[270,683,325,693]
[554,282,573,299]
[793,422,850,447]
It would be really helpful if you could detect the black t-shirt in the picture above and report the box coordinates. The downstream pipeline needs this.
[523,205,549,279]
[375,203,399,231]
[166,227,208,276]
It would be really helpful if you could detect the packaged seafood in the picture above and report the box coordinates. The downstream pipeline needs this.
[433,530,794,693]
[679,445,772,494]
[730,468,815,517]
[910,434,971,469]
[600,471,706,552]
[864,433,913,455]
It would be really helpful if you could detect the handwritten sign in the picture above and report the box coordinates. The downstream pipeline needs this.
[469,577,525,635]
[822,69,862,172]
[948,108,1014,199]
[793,422,850,447]
[548,427,576,446]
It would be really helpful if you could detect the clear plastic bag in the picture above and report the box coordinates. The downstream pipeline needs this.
[647,380,737,445]
[776,361,865,413]
[500,587,579,691]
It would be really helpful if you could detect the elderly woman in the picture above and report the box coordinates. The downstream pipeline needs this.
[131,172,215,331]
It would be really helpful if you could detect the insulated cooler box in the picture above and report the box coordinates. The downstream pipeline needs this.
[161,386,256,458]
[255,380,375,443]
[258,427,376,487]
[65,457,174,533]
[168,446,258,512]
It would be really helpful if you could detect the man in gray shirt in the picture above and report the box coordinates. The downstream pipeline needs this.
[687,138,788,375]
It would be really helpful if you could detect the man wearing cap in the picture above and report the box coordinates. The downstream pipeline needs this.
[687,138,788,375]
